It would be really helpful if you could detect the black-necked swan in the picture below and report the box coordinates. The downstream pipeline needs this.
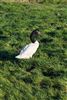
[15,29,41,59]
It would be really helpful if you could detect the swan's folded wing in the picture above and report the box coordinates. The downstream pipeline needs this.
[16,41,39,59]
[20,44,29,54]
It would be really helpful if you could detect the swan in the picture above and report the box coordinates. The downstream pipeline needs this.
[15,29,41,59]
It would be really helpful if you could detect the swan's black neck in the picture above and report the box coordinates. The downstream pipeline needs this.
[30,29,39,43]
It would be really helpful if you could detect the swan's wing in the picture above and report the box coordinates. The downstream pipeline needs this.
[20,41,39,55]
[20,44,29,54]
[16,41,39,59]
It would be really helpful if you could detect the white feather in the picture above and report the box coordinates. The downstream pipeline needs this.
[15,40,39,59]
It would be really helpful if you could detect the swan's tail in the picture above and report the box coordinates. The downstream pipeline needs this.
[15,55,32,59]
[15,55,22,59]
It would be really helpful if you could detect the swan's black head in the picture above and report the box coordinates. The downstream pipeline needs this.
[30,29,41,43]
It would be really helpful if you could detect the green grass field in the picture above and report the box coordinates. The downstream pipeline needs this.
[0,2,67,100]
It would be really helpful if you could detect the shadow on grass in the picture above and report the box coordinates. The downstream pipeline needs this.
[0,50,18,63]
[0,35,8,40]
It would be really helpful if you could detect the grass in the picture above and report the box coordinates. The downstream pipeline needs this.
[0,2,67,100]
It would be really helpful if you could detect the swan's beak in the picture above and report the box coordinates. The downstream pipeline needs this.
[38,32,41,35]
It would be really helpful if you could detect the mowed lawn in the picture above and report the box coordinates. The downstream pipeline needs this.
[0,2,67,100]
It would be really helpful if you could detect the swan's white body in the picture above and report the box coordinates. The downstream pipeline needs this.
[15,40,39,59]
